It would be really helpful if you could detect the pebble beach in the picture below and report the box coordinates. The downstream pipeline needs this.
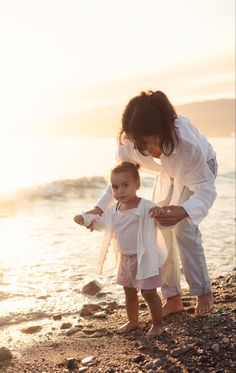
[0,273,235,373]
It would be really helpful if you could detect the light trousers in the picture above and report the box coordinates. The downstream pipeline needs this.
[160,158,217,299]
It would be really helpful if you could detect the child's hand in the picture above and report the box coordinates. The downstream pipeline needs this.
[149,206,163,218]
[74,215,84,225]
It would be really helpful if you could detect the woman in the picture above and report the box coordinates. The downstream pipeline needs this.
[87,90,217,316]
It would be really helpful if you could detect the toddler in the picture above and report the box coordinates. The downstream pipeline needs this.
[74,161,167,337]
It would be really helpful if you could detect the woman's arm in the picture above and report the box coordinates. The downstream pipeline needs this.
[158,144,217,226]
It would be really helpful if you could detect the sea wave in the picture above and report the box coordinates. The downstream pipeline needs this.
[0,171,233,212]
[0,176,155,209]
[0,177,107,210]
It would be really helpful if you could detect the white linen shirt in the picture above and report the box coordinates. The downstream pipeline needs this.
[81,198,167,280]
[96,116,217,226]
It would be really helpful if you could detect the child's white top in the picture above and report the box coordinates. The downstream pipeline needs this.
[81,198,167,280]
[113,208,139,255]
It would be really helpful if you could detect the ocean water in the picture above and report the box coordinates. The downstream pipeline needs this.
[0,137,235,335]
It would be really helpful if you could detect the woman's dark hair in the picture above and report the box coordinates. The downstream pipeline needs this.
[119,90,179,156]
[111,161,140,181]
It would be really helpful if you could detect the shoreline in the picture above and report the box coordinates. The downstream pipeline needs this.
[0,273,235,372]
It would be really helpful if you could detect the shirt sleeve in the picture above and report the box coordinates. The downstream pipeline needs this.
[179,144,217,225]
[96,185,115,212]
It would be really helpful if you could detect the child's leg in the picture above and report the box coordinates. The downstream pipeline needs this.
[117,286,139,333]
[141,289,164,337]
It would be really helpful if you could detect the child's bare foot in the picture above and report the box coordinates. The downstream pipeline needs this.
[162,295,184,317]
[147,324,164,337]
[195,292,214,315]
[117,322,138,334]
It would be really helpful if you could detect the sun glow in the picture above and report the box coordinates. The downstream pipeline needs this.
[0,0,234,193]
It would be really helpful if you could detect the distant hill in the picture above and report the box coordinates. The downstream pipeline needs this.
[176,99,235,137]
[51,98,235,138]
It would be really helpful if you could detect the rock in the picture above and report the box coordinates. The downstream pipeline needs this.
[170,345,195,357]
[93,311,107,319]
[82,280,102,295]
[211,343,220,352]
[65,327,81,336]
[133,354,146,363]
[80,303,101,317]
[183,301,192,307]
[53,314,62,320]
[81,355,96,365]
[82,328,97,335]
[222,337,229,343]
[65,357,78,369]
[143,360,160,370]
[21,325,42,334]
[60,322,73,329]
[0,347,13,361]
[79,368,88,372]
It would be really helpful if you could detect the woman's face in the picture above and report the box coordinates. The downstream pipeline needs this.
[126,133,162,158]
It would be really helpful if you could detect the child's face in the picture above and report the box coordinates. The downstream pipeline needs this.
[111,171,140,204]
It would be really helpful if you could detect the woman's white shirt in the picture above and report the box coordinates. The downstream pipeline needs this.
[96,116,217,226]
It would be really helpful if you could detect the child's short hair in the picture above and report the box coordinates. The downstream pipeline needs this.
[111,161,140,181]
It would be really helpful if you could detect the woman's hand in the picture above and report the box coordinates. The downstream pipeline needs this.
[149,205,188,226]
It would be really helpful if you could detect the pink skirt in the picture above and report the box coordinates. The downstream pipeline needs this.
[117,254,162,290]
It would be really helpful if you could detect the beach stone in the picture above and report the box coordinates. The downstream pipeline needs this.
[65,357,78,369]
[53,314,62,320]
[80,303,101,316]
[65,327,81,336]
[0,347,12,361]
[211,343,220,352]
[93,311,107,319]
[222,337,229,343]
[170,345,195,357]
[60,322,73,329]
[81,355,96,365]
[143,359,161,370]
[133,354,146,363]
[21,325,42,334]
[82,280,102,295]
[79,368,88,372]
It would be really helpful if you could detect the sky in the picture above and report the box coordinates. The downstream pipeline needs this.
[0,0,235,138]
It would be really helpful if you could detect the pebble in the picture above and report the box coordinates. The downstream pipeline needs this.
[81,356,96,365]
[170,345,195,357]
[211,343,220,352]
[80,303,101,316]
[133,354,146,363]
[143,359,161,370]
[82,280,102,295]
[60,322,73,329]
[21,325,42,334]
[222,337,229,343]
[65,357,78,369]
[65,327,81,336]
[53,314,62,320]
[93,311,107,319]
[0,347,13,361]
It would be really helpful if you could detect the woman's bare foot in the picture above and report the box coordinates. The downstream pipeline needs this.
[116,322,138,334]
[162,295,184,317]
[147,325,165,337]
[195,292,214,315]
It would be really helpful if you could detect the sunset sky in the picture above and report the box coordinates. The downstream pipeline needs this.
[0,0,235,138]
